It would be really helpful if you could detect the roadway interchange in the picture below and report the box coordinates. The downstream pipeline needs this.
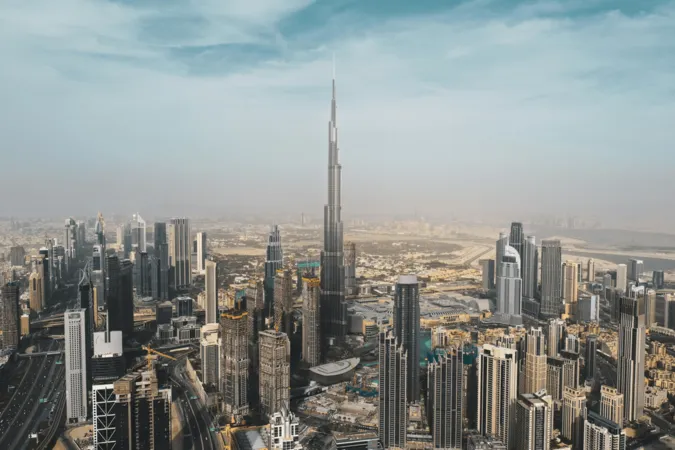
[0,338,65,450]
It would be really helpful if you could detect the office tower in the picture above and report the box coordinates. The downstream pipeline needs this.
[477,344,518,449]
[560,350,581,389]
[176,296,193,317]
[65,217,78,268]
[509,222,524,257]
[496,252,522,321]
[617,295,645,422]
[259,329,290,419]
[274,269,293,335]
[522,327,547,394]
[563,260,579,317]
[467,435,507,450]
[130,213,146,252]
[268,407,303,450]
[0,281,20,351]
[584,411,626,450]
[168,217,191,289]
[9,245,25,266]
[29,263,44,313]
[200,323,221,388]
[221,307,249,422]
[541,240,562,317]
[156,301,172,325]
[345,241,357,296]
[113,369,171,450]
[320,75,348,346]
[264,225,283,324]
[195,231,207,273]
[653,270,665,290]
[547,318,566,357]
[616,264,627,293]
[92,331,125,384]
[480,259,496,290]
[132,250,149,297]
[578,295,599,322]
[246,280,265,341]
[393,274,420,402]
[645,289,656,328]
[148,256,159,301]
[587,259,595,283]
[66,309,88,423]
[153,222,169,301]
[92,383,117,449]
[205,259,218,324]
[628,259,643,282]
[522,236,538,298]
[378,332,407,449]
[562,386,586,448]
[76,220,86,248]
[515,391,553,450]
[603,273,613,291]
[302,276,321,367]
[427,347,463,449]
[585,335,597,382]
[546,356,566,403]
[600,386,624,425]
[107,256,134,338]
[495,232,509,283]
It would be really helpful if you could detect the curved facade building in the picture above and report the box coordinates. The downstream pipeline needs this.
[309,357,359,385]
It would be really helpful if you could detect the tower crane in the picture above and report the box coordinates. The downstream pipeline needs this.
[142,345,177,371]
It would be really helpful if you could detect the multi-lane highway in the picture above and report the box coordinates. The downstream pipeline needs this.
[0,339,65,450]
[169,358,218,450]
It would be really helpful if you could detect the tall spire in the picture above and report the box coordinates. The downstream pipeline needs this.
[331,54,337,125]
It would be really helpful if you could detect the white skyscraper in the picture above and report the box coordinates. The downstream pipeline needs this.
[616,264,627,293]
[477,344,518,449]
[584,411,626,450]
[200,323,221,388]
[65,309,88,423]
[496,245,522,323]
[195,231,207,273]
[205,259,218,324]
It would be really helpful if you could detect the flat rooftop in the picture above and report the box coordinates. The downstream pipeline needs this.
[310,358,360,376]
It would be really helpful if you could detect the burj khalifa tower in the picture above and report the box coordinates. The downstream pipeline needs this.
[320,73,347,350]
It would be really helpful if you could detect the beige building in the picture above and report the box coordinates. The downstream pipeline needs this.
[273,269,293,335]
[521,327,547,394]
[259,329,290,419]
[302,276,321,367]
[600,385,624,425]
[562,386,586,447]
[563,261,579,318]
[29,269,44,313]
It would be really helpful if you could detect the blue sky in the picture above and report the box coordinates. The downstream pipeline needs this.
[0,0,673,225]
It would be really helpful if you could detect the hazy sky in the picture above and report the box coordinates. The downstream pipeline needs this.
[1,0,674,223]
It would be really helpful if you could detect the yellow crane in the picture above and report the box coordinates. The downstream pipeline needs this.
[142,345,177,371]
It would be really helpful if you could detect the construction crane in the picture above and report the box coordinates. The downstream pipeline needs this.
[142,345,177,371]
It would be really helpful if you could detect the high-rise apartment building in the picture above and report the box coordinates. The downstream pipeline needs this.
[617,295,645,422]
[130,213,146,252]
[584,411,626,450]
[509,222,524,260]
[92,331,125,384]
[563,261,579,317]
[562,386,587,448]
[168,217,191,289]
[345,241,357,296]
[274,269,294,335]
[653,270,665,290]
[467,435,507,450]
[600,386,624,425]
[587,259,595,283]
[628,259,643,282]
[547,318,566,357]
[320,76,348,345]
[221,307,249,422]
[65,308,88,423]
[259,329,290,419]
[205,259,218,324]
[302,276,321,367]
[585,335,598,382]
[378,332,407,449]
[495,233,509,284]
[497,253,522,321]
[393,275,420,402]
[107,257,134,338]
[515,391,553,450]
[269,407,303,450]
[195,232,207,273]
[616,264,627,293]
[477,344,518,449]
[29,262,44,313]
[522,235,538,300]
[264,226,283,325]
[153,222,169,301]
[480,259,496,291]
[200,323,221,388]
[521,327,547,394]
[0,282,20,351]
[541,240,562,317]
[645,289,656,328]
[427,347,463,449]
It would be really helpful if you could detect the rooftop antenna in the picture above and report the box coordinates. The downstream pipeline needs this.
[332,52,336,80]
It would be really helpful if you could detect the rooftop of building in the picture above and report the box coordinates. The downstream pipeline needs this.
[310,358,360,377]
[233,429,267,450]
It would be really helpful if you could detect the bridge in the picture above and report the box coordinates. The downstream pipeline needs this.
[18,350,64,358]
